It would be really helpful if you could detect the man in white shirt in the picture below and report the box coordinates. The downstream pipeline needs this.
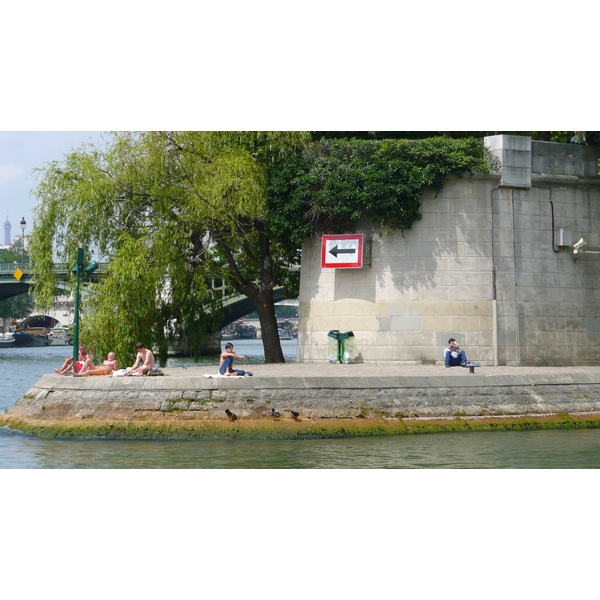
[444,338,467,367]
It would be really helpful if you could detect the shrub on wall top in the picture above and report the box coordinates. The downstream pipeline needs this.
[267,136,492,256]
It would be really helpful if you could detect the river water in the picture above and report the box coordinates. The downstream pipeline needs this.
[2,340,600,468]
[3,341,599,600]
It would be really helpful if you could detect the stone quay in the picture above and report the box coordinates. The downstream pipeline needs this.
[3,363,600,439]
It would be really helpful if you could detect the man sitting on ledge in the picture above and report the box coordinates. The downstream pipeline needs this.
[55,344,90,375]
[126,342,155,375]
[445,338,467,368]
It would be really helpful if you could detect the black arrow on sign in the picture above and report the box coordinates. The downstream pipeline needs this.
[329,245,356,258]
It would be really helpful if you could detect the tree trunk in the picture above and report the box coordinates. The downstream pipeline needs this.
[212,224,286,363]
[254,290,285,363]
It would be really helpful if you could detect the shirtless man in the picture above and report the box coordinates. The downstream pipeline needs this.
[55,344,90,375]
[126,342,155,375]
[74,352,118,377]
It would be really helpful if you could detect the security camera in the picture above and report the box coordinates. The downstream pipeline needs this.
[573,238,586,253]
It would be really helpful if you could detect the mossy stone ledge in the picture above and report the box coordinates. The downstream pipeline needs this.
[4,366,600,439]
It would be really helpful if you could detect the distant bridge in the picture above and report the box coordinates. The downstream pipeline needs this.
[218,284,290,329]
[0,262,107,302]
[1,262,296,328]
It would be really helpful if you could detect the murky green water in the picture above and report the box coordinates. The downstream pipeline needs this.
[4,426,600,469]
[2,342,600,468]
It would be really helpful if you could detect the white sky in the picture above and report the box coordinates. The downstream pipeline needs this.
[0,131,105,239]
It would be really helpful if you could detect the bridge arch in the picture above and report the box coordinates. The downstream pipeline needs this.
[218,287,290,329]
[19,314,61,330]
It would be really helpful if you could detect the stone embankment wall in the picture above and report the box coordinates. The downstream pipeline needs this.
[5,371,600,424]
[296,136,600,366]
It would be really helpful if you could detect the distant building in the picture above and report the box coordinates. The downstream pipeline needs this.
[4,216,10,246]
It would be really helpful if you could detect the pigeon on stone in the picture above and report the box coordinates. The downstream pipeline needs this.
[225,409,237,421]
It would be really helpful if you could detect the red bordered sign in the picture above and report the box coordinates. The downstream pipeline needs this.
[321,234,364,269]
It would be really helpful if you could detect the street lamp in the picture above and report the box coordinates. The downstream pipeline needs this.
[20,217,26,261]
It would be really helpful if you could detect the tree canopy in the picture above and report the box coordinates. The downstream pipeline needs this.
[30,132,309,365]
[311,131,600,144]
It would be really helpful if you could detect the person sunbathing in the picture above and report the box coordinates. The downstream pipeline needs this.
[74,352,118,377]
[125,342,155,375]
[55,344,90,374]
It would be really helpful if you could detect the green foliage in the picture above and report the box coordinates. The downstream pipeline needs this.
[0,294,34,322]
[312,131,567,142]
[80,235,164,362]
[267,136,491,255]
[30,131,310,365]
[0,248,23,264]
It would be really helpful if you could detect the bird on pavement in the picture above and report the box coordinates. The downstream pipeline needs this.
[271,408,282,418]
[225,409,237,421]
[290,410,300,419]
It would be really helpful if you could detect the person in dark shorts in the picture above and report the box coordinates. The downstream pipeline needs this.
[219,343,253,377]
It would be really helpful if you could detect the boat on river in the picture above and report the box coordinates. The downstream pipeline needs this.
[13,330,53,347]
[235,324,257,339]
[0,332,15,347]
[48,327,72,346]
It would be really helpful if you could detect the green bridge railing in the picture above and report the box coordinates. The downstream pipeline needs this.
[0,262,296,327]
[0,262,109,275]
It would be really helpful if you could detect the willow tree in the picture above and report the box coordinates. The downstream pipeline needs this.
[30,131,309,365]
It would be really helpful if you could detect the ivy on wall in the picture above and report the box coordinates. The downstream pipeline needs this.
[267,136,492,257]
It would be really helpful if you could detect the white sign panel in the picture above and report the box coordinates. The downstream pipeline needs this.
[321,234,364,268]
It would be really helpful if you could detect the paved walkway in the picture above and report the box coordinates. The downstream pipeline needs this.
[161,362,600,379]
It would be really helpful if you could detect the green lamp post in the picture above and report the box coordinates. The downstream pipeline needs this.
[71,248,98,373]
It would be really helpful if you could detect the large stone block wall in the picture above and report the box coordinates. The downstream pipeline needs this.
[496,182,600,366]
[297,136,600,366]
